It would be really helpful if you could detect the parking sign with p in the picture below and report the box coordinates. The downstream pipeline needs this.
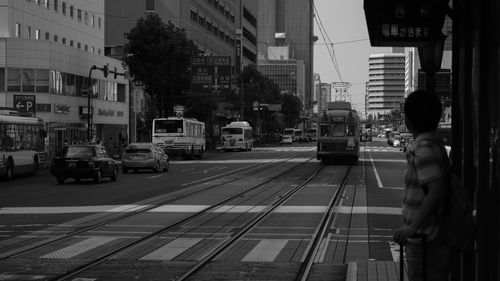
[13,95,36,115]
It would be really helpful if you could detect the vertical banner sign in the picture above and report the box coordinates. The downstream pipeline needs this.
[235,30,242,75]
[13,95,36,115]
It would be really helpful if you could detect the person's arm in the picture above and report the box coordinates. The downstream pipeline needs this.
[393,180,446,244]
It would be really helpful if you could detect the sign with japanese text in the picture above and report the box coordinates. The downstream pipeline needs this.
[191,56,232,96]
[13,95,36,114]
[364,0,448,46]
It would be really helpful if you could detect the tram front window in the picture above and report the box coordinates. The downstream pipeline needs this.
[346,124,356,136]
[332,124,345,137]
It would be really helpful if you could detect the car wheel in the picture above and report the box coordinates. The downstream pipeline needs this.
[94,169,102,184]
[57,177,65,184]
[32,158,39,176]
[155,161,161,173]
[164,160,169,172]
[6,161,13,181]
[110,167,118,181]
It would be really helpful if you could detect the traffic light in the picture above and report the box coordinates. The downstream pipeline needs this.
[103,63,109,78]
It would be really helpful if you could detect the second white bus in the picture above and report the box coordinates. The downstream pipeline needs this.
[152,117,206,159]
[220,121,253,151]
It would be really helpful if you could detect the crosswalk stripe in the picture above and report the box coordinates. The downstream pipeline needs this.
[40,236,117,259]
[241,239,288,262]
[140,238,202,260]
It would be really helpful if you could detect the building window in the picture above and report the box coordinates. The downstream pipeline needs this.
[98,48,101,55]
[77,9,81,21]
[84,12,88,24]
[77,42,81,49]
[91,14,94,26]
[0,68,5,92]
[70,5,74,18]
[53,34,58,42]
[36,0,40,5]
[62,37,66,44]
[84,44,88,51]
[22,69,35,92]
[98,17,101,29]
[15,23,21,38]
[53,0,57,11]
[69,40,74,47]
[35,29,40,40]
[45,32,50,40]
[62,2,66,15]
[91,46,95,53]
[25,26,31,39]
[7,68,22,92]
[146,0,155,11]
[190,9,198,22]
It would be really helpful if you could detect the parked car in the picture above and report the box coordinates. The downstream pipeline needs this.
[121,143,169,173]
[50,144,119,184]
[280,135,293,144]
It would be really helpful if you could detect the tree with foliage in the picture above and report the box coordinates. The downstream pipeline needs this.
[123,13,199,125]
[281,93,303,128]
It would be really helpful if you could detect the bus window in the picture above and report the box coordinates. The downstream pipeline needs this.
[154,119,183,134]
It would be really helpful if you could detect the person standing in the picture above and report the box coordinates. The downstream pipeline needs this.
[393,90,451,281]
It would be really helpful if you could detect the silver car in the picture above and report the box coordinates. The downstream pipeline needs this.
[121,143,169,173]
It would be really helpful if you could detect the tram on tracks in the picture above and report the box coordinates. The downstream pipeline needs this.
[316,101,360,164]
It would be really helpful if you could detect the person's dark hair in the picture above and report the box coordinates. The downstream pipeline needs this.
[404,90,442,133]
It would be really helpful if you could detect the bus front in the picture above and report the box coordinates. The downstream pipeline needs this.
[152,118,186,155]
[221,127,244,151]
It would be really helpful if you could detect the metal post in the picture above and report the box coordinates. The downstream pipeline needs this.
[87,65,97,142]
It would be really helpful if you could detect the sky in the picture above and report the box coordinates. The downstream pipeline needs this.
[313,0,391,114]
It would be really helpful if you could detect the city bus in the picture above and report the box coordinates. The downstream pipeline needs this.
[220,121,253,151]
[152,117,206,159]
[316,101,360,164]
[0,110,46,180]
[283,128,296,142]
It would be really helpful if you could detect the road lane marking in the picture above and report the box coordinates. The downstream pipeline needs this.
[241,239,288,262]
[40,236,117,259]
[140,237,202,260]
[0,205,401,215]
[0,275,46,280]
[148,174,164,179]
[370,154,384,188]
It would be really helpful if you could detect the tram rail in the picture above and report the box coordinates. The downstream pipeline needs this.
[0,150,315,261]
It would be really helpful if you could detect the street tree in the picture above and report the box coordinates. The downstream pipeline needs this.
[123,13,199,124]
[281,93,303,128]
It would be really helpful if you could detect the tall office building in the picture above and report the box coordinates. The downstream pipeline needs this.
[257,0,314,112]
[0,0,129,158]
[367,53,406,119]
[105,0,258,71]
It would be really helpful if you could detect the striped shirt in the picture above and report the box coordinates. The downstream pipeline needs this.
[402,132,447,241]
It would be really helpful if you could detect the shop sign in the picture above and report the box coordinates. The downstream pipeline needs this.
[54,104,71,114]
[98,108,115,116]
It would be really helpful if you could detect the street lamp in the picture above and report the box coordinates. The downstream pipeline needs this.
[87,65,97,142]
[418,34,446,94]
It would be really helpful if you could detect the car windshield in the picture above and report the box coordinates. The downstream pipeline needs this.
[63,146,96,157]
[125,148,151,154]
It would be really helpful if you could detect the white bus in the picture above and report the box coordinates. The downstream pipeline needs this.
[220,121,253,151]
[152,117,206,159]
[283,128,296,142]
[0,111,46,180]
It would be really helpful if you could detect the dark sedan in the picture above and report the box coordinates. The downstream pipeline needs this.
[50,144,119,184]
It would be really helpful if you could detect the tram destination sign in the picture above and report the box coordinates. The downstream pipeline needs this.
[191,56,232,96]
[364,0,449,46]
